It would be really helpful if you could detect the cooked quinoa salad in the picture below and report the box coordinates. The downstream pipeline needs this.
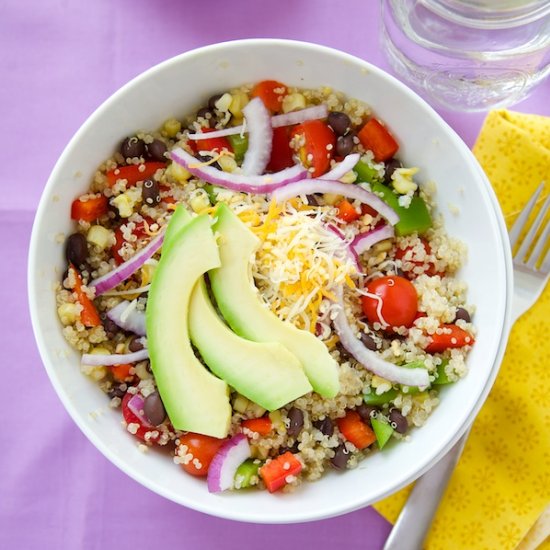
[56,80,475,493]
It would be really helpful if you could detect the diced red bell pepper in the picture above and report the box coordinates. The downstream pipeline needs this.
[121,393,160,443]
[110,363,135,383]
[396,239,442,279]
[357,118,399,162]
[68,264,101,327]
[337,411,376,450]
[259,451,302,493]
[70,194,108,222]
[251,80,288,113]
[267,126,295,172]
[241,417,273,436]
[337,199,361,223]
[106,162,166,187]
[188,127,233,155]
[425,325,475,354]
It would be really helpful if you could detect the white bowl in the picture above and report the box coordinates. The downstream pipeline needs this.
[28,39,513,523]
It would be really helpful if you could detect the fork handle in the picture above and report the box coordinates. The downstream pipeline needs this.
[382,432,469,550]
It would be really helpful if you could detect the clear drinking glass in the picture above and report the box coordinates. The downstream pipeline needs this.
[380,0,550,111]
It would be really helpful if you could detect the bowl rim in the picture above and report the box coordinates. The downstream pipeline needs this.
[28,38,513,523]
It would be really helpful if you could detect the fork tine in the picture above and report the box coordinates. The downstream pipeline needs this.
[509,182,544,248]
[517,192,550,262]
[526,218,550,270]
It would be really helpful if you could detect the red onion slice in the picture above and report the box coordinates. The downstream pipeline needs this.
[107,300,146,336]
[81,349,149,367]
[332,286,429,387]
[187,105,328,141]
[171,147,307,194]
[127,393,155,428]
[320,153,360,181]
[325,224,363,274]
[351,225,395,256]
[89,232,164,296]
[241,98,272,176]
[207,434,251,493]
[272,179,400,226]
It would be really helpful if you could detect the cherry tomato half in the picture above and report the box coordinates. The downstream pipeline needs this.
[251,80,288,113]
[177,433,225,477]
[361,275,418,329]
[291,120,336,178]
[122,392,160,443]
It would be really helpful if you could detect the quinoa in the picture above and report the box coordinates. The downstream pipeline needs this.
[56,81,475,493]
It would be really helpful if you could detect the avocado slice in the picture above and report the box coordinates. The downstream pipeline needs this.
[146,214,231,438]
[189,279,312,410]
[209,204,340,398]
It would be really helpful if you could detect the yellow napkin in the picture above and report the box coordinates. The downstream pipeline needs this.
[374,110,550,550]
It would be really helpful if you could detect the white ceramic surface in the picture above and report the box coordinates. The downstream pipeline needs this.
[28,39,513,523]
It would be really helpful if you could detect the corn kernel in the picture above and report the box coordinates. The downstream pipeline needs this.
[373,239,393,253]
[134,361,151,380]
[217,155,238,173]
[246,402,267,419]
[391,167,419,195]
[57,302,80,325]
[163,118,181,138]
[189,192,210,213]
[140,262,157,287]
[215,92,233,113]
[322,193,342,205]
[339,170,357,184]
[229,91,249,118]
[269,410,286,432]
[111,187,140,218]
[371,375,390,389]
[282,92,306,113]
[81,346,111,381]
[233,394,250,414]
[87,225,113,250]
[166,161,192,183]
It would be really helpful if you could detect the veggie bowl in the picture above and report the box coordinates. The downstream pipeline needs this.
[28,39,512,523]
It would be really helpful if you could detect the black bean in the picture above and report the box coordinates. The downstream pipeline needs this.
[144,391,166,426]
[100,314,119,337]
[207,94,223,110]
[360,332,378,351]
[107,384,126,399]
[383,158,402,184]
[146,139,167,162]
[389,409,408,434]
[331,444,351,470]
[454,307,471,323]
[336,134,355,157]
[357,404,378,426]
[305,194,319,206]
[279,441,300,455]
[313,417,334,437]
[327,112,351,136]
[120,136,145,159]
[197,154,220,170]
[142,179,161,206]
[65,233,88,266]
[128,336,144,352]
[196,107,217,128]
[287,407,304,437]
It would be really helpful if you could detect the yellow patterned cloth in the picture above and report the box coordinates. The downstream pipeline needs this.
[374,110,550,550]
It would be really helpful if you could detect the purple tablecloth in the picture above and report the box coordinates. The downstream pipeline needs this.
[2,1,548,548]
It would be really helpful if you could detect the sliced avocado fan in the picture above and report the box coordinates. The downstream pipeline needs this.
[209,203,340,398]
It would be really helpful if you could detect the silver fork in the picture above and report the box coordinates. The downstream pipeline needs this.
[383,182,550,550]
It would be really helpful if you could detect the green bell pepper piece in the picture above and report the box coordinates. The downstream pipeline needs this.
[433,359,453,385]
[203,184,218,205]
[353,160,381,184]
[371,181,432,236]
[234,459,260,489]
[227,134,248,162]
[371,417,394,449]
[363,388,399,406]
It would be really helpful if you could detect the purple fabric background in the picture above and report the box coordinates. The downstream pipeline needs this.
[1,1,548,548]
